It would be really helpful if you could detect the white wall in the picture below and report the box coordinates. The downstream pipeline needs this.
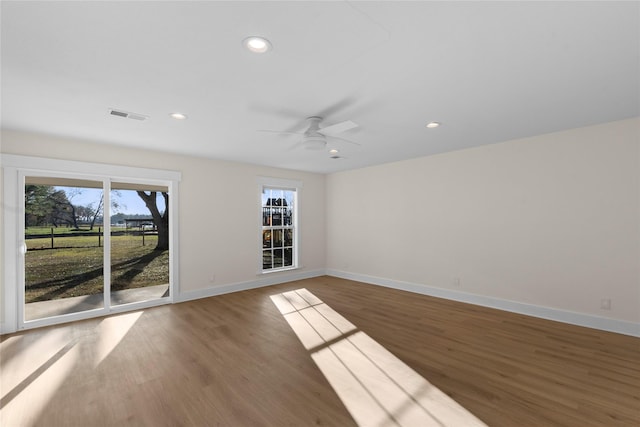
[0,130,326,302]
[2,119,639,335]
[327,118,640,326]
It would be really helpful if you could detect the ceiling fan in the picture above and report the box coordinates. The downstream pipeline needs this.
[259,116,360,150]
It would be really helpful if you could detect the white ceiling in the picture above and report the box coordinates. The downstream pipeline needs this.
[2,1,638,174]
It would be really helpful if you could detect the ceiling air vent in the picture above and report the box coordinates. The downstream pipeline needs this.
[109,109,149,121]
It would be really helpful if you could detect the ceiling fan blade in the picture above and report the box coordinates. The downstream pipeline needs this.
[257,130,303,136]
[318,120,358,136]
[316,97,357,119]
[329,135,361,146]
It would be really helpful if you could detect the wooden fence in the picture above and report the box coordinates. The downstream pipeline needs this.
[25,228,157,250]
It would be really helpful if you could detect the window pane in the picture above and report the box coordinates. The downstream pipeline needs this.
[271,208,282,225]
[284,207,292,226]
[262,230,271,248]
[274,249,283,268]
[24,178,104,321]
[271,189,283,202]
[263,250,272,270]
[284,248,293,267]
[284,229,293,247]
[110,184,170,306]
[272,229,283,248]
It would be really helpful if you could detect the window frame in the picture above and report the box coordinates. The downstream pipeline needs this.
[257,177,302,274]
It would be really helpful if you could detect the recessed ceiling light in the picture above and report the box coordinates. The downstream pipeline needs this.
[426,121,441,128]
[170,113,187,120]
[243,36,272,53]
[329,149,339,155]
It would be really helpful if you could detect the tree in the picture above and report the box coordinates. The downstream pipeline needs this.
[83,190,120,230]
[136,191,169,250]
[49,189,79,228]
[88,195,103,230]
[75,205,94,223]
[24,185,77,228]
[25,185,55,226]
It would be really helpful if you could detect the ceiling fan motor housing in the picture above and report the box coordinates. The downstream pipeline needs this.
[302,116,327,149]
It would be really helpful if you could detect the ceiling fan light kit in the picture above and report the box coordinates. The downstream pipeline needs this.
[303,135,327,150]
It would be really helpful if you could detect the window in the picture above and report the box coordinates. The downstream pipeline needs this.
[259,178,300,272]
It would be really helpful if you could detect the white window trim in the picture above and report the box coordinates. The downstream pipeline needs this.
[1,154,181,334]
[257,177,303,274]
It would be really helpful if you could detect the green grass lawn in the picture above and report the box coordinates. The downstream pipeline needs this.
[25,234,169,303]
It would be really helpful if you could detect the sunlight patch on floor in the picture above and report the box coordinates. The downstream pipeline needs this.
[95,310,143,367]
[1,328,70,395]
[0,335,79,426]
[0,310,142,425]
[271,289,487,427]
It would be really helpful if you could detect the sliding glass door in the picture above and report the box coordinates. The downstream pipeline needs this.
[21,174,172,326]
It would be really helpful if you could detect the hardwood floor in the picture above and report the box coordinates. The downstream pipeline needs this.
[1,276,639,426]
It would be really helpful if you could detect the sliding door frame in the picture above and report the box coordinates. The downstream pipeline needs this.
[1,154,181,333]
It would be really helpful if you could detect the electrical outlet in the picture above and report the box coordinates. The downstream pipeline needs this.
[600,298,611,310]
[209,274,216,283]
[453,277,461,287]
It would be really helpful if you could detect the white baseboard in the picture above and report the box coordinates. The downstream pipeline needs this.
[177,268,326,303]
[326,269,640,338]
[6,268,636,338]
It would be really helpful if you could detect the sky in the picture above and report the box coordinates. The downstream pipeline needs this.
[57,187,165,216]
